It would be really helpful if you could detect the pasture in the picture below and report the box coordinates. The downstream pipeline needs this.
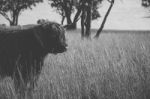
[0,29,150,99]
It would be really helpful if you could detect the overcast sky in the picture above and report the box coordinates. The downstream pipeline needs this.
[0,0,150,30]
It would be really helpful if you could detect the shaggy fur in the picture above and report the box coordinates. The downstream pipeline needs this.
[0,22,67,89]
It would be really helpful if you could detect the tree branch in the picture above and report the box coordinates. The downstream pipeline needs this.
[0,11,11,22]
[94,0,114,38]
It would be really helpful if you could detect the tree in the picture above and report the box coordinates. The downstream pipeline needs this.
[0,0,43,26]
[83,0,92,38]
[49,0,75,25]
[142,0,150,7]
[72,0,102,38]
[95,0,114,38]
[49,0,102,30]
[49,0,105,39]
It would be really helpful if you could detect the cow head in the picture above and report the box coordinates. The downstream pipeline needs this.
[35,22,67,54]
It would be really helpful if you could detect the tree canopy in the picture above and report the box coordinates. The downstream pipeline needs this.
[142,0,150,7]
[49,0,75,25]
[0,0,43,26]
[49,0,102,25]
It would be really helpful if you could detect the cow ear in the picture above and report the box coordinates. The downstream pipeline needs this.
[33,26,45,48]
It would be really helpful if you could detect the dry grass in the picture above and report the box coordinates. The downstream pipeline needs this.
[0,29,150,99]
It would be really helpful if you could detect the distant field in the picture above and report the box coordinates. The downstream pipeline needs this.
[0,29,150,99]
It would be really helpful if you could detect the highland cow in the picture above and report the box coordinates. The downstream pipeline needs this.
[0,22,67,90]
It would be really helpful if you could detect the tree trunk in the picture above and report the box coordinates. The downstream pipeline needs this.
[10,20,16,26]
[10,11,19,26]
[66,7,82,30]
[10,13,16,26]
[73,8,82,23]
[94,0,114,38]
[66,13,72,24]
[64,1,72,25]
[15,13,19,25]
[72,22,77,29]
[61,16,65,25]
[85,1,92,38]
[10,21,14,26]
[63,1,71,25]
[81,11,85,37]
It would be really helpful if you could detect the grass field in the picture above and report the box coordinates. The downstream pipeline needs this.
[0,29,150,99]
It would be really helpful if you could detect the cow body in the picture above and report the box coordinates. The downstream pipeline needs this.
[0,22,67,90]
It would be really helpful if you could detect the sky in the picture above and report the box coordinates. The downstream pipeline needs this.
[0,0,150,30]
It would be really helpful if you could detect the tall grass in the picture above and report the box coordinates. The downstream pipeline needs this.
[0,30,150,99]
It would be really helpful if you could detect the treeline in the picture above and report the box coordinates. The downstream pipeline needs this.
[0,0,147,38]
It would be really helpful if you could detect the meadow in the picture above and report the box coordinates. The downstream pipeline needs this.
[0,29,150,99]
